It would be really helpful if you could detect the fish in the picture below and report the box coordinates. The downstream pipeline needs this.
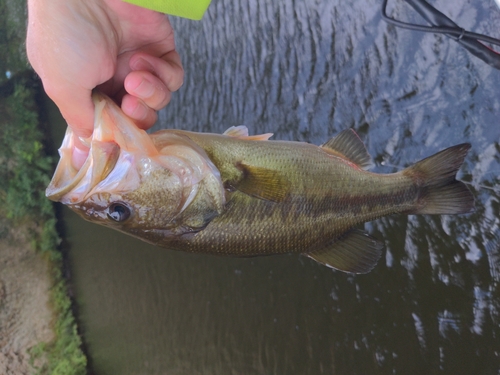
[46,92,474,274]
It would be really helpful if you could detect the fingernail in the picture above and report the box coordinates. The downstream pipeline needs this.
[130,77,154,98]
[130,101,149,120]
[72,145,89,170]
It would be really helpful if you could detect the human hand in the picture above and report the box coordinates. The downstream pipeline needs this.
[27,0,184,166]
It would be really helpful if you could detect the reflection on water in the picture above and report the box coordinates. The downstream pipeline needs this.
[56,0,500,373]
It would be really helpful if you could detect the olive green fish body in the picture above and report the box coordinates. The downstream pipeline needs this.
[147,130,420,258]
[46,93,474,273]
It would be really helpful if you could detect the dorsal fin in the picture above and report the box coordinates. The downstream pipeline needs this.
[224,125,249,137]
[223,125,273,141]
[321,129,373,170]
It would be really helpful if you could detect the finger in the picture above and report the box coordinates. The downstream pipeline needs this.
[71,143,90,170]
[129,51,184,93]
[47,85,94,140]
[124,70,172,111]
[46,87,93,169]
[121,94,158,130]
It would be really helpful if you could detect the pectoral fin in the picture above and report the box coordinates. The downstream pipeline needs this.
[232,163,289,202]
[306,229,383,273]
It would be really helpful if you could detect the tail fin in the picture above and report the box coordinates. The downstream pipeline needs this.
[404,143,475,215]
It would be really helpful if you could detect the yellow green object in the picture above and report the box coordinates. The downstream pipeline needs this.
[123,0,211,20]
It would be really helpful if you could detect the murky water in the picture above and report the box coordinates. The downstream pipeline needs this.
[52,0,500,373]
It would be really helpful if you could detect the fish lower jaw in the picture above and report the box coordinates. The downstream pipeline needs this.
[70,205,109,222]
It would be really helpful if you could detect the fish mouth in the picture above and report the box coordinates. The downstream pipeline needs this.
[46,91,154,204]
[47,91,226,223]
[45,128,120,204]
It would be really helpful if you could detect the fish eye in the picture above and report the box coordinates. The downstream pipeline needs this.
[107,202,131,222]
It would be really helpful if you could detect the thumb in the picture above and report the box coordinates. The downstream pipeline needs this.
[54,88,95,140]
[53,89,95,169]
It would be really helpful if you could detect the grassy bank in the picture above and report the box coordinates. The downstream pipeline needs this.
[0,76,87,374]
[1,0,88,373]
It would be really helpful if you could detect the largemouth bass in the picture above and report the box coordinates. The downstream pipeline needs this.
[46,92,474,273]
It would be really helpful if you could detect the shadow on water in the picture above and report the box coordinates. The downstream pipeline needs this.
[51,0,500,373]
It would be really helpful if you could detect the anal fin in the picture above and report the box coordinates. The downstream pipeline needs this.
[305,229,383,274]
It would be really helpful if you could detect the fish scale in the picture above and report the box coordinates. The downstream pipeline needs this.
[174,173,417,257]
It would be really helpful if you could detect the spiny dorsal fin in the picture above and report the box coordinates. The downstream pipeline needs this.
[223,125,273,141]
[305,229,383,273]
[232,162,289,202]
[321,129,373,170]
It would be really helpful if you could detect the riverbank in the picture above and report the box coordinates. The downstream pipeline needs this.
[0,75,87,374]
[1,0,87,372]
[0,221,54,374]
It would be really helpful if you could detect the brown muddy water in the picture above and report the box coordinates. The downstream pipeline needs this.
[49,0,500,374]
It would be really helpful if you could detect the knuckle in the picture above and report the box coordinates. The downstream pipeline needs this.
[154,89,171,110]
[43,82,63,101]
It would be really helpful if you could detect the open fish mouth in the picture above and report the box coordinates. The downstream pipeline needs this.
[45,128,120,204]
[46,92,224,215]
[45,92,152,204]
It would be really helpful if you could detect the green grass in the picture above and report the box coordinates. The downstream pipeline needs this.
[0,0,88,372]
[0,0,30,80]
[0,79,88,375]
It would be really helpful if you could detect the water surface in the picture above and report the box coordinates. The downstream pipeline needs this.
[55,0,500,373]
